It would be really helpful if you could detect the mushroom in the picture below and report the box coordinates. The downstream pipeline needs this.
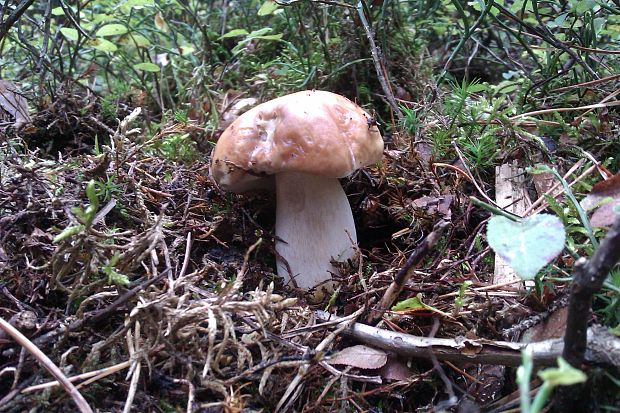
[210,90,383,297]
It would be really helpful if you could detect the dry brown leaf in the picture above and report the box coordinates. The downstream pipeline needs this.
[532,169,556,199]
[581,172,620,227]
[154,11,169,32]
[0,80,30,127]
[410,195,453,219]
[327,345,388,369]
[378,353,413,381]
[521,306,568,342]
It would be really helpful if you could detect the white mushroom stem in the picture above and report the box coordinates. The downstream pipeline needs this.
[275,171,357,293]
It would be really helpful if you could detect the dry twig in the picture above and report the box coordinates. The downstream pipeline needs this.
[317,311,620,367]
[367,220,450,325]
[0,317,93,413]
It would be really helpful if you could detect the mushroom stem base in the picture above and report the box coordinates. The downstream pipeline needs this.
[275,172,357,295]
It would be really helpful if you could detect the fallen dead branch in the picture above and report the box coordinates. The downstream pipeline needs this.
[316,311,620,367]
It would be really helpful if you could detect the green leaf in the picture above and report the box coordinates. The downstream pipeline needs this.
[131,34,151,47]
[53,224,84,243]
[51,7,65,16]
[487,214,566,280]
[119,34,151,47]
[392,296,427,311]
[547,12,568,29]
[133,62,160,72]
[96,23,128,37]
[121,0,155,8]
[89,38,118,52]
[220,28,249,39]
[258,0,279,15]
[248,27,273,37]
[538,358,587,386]
[516,346,534,412]
[102,254,130,286]
[178,45,194,55]
[466,82,487,93]
[455,280,473,308]
[253,34,283,41]
[60,28,79,41]
[392,294,451,317]
[91,13,113,24]
[469,0,485,11]
[86,180,99,207]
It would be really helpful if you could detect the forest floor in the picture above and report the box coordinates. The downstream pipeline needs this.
[1,1,620,412]
[1,77,618,412]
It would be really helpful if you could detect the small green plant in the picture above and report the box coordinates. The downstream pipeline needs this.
[430,78,505,168]
[453,280,472,316]
[101,254,130,286]
[53,179,100,243]
[93,175,123,202]
[459,130,498,170]
[399,105,421,136]
[173,109,189,124]
[100,94,120,122]
[392,293,451,317]
[444,78,486,128]
[529,165,598,250]
[429,128,451,159]
[517,347,587,413]
[596,270,620,327]
[149,133,198,162]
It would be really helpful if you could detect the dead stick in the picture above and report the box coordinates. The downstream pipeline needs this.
[556,216,620,412]
[0,317,94,413]
[367,220,450,325]
[317,311,620,367]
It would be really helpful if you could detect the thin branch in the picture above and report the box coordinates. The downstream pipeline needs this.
[551,73,620,93]
[275,308,365,413]
[1,270,169,359]
[493,2,598,79]
[509,100,620,120]
[21,361,132,394]
[317,311,620,367]
[356,1,402,118]
[0,317,94,413]
[440,0,495,80]
[367,220,450,325]
[0,0,36,41]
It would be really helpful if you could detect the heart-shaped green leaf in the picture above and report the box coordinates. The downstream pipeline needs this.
[487,214,566,280]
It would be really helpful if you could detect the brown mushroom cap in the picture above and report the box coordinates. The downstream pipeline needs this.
[211,90,384,191]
